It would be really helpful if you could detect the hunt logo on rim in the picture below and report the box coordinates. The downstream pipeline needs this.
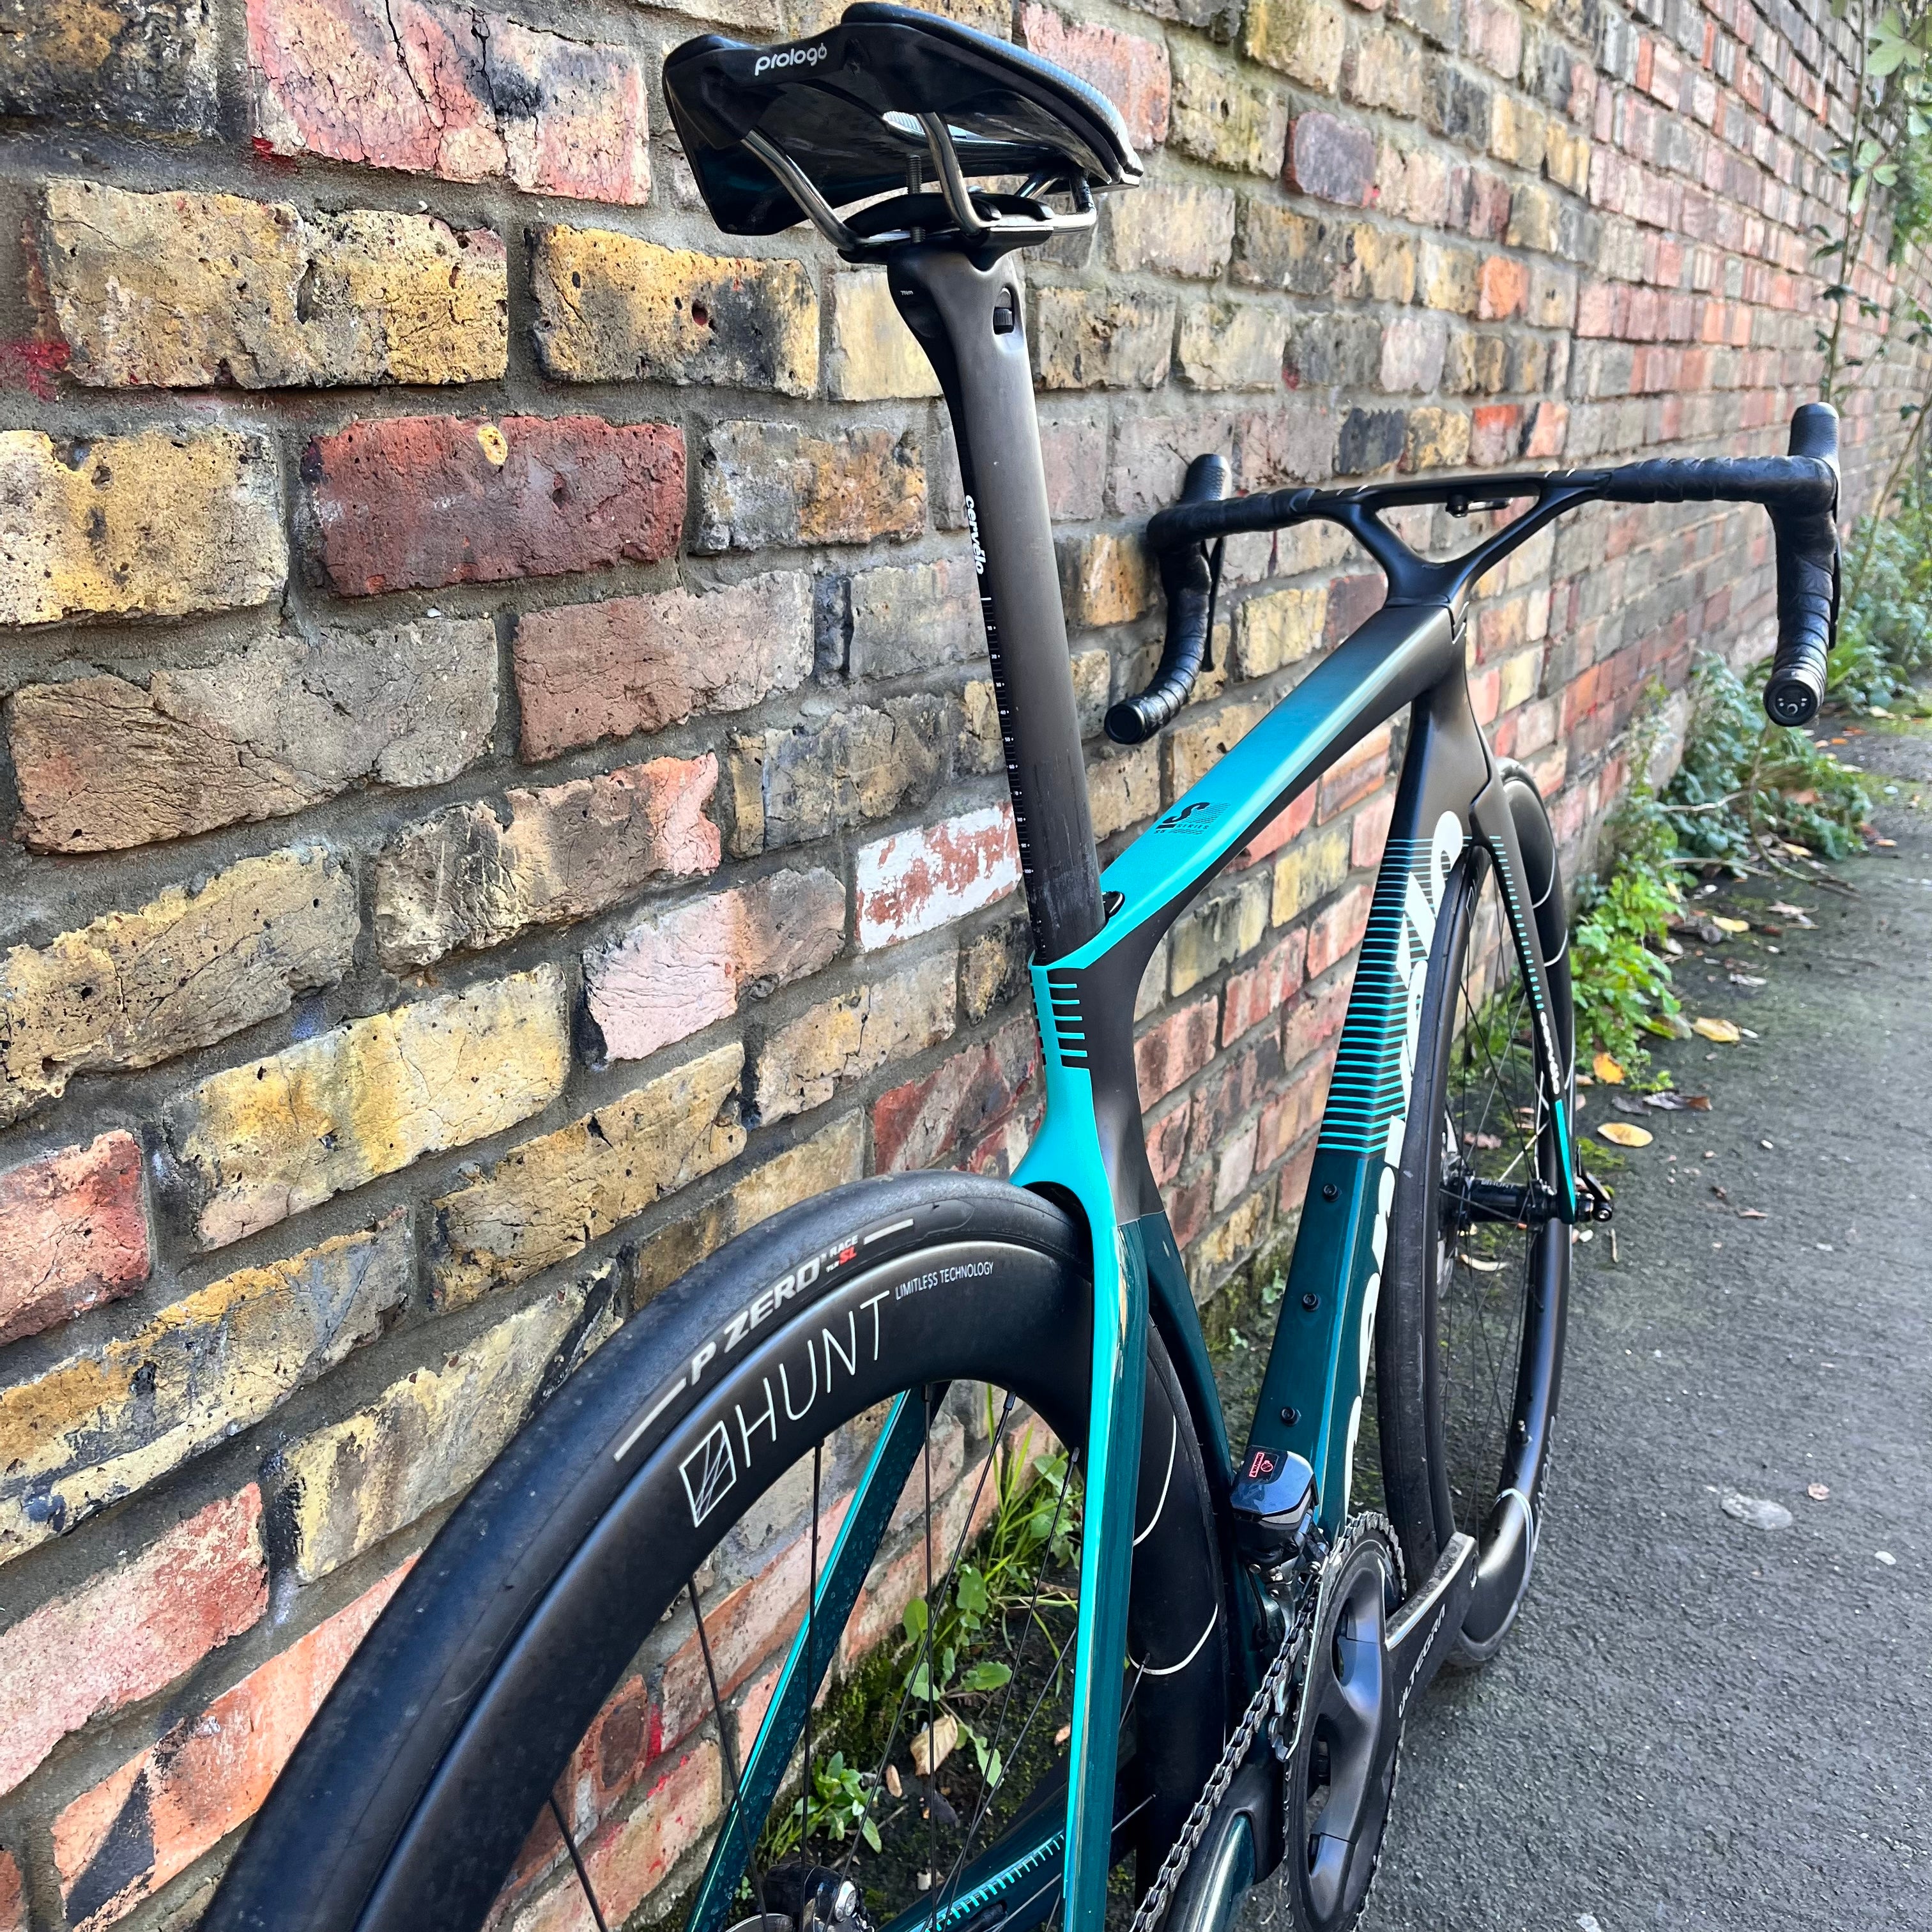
[611,1210,925,1468]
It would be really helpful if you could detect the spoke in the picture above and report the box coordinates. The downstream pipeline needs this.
[688,1577,765,1919]
[942,1438,1081,1894]
[924,1392,938,1917]
[842,1391,1020,1892]
[802,1438,822,1864]
[548,1793,612,1932]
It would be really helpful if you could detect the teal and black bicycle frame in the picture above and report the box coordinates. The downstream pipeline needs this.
[875,243,1606,1932]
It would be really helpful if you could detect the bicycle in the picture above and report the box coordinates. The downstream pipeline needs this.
[203,10,1843,1932]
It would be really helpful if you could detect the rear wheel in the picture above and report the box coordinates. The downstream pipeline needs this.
[203,1176,1230,1932]
[1378,769,1572,1662]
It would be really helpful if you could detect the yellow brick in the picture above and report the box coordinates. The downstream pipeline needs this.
[1168,699,1272,796]
[431,1045,747,1307]
[756,953,956,1123]
[827,268,941,401]
[1063,532,1153,626]
[1404,407,1471,471]
[273,1270,620,1583]
[632,1112,867,1303]
[1498,647,1542,711]
[532,228,818,394]
[1088,744,1163,839]
[1234,585,1328,678]
[166,968,571,1250]
[0,1217,411,1566]
[0,426,284,626]
[1271,825,1351,924]
[1,845,356,1127]
[1244,0,1346,90]
[36,181,507,387]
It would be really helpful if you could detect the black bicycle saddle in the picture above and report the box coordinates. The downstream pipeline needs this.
[663,2,1141,239]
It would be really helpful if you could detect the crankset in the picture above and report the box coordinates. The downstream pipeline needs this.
[1276,1517,1477,1932]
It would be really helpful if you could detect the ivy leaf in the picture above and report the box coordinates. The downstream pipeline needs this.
[862,1816,882,1853]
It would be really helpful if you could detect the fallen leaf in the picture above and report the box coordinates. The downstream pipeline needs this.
[1728,972,1767,987]
[1054,1723,1071,1747]
[1692,1017,1741,1043]
[1644,1089,1710,1112]
[885,1763,904,1798]
[1806,1482,1830,1501]
[1876,1551,1897,1567]
[910,1712,960,1779]
[1598,1121,1653,1147]
[1738,1208,1767,1220]
[1642,1012,1696,1039]
[1469,1130,1503,1149]
[1592,1052,1627,1084]
[1767,901,1810,917]
[1719,1489,1792,1531]
[1712,916,1750,933]
[1710,1183,1729,1201]
[1611,1093,1650,1115]
[1457,1252,1505,1273]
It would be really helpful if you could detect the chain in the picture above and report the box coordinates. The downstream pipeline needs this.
[1124,1573,1319,1932]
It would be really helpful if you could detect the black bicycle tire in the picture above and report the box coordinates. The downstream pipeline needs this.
[202,1172,1230,1932]
[1376,767,1572,1658]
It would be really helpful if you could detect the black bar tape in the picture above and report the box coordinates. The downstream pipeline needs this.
[1108,453,1229,746]
[1762,402,1840,728]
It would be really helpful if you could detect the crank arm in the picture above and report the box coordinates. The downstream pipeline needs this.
[1383,1531,1476,1716]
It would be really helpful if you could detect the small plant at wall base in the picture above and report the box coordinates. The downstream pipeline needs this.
[1568,659,1874,1075]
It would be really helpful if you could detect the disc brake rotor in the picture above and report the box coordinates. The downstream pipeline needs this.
[1283,1517,1404,1932]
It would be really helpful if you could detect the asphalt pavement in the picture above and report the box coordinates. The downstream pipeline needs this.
[1242,721,1932,1932]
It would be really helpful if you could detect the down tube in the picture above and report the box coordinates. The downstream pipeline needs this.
[1246,666,1491,1530]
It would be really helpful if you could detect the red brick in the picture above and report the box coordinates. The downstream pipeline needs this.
[1135,997,1217,1108]
[1282,970,1353,1070]
[1469,404,1522,466]
[1305,882,1373,978]
[514,572,811,762]
[586,867,843,1063]
[1275,1137,1319,1220]
[1476,254,1528,319]
[1324,571,1386,645]
[1018,5,1169,148]
[1167,1170,1213,1250]
[1523,401,1568,458]
[855,806,1021,951]
[1350,790,1396,869]
[1289,112,1377,205]
[0,1850,19,1932]
[1147,1101,1190,1188]
[54,1561,410,1931]
[1255,1058,1331,1169]
[1188,1034,1283,1165]
[1317,724,1392,820]
[0,1489,266,1798]
[1222,930,1308,1045]
[304,413,684,595]
[872,1018,1037,1173]
[248,0,650,204]
[1235,783,1317,868]
[0,1131,148,1347]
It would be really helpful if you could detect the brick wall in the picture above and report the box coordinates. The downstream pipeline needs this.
[0,0,1916,1925]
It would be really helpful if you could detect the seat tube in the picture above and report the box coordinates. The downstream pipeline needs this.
[887,245,1103,963]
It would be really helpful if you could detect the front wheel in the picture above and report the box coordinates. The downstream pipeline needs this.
[203,1175,1232,1932]
[1378,767,1572,1663]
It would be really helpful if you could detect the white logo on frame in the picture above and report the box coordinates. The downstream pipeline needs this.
[680,1422,739,1526]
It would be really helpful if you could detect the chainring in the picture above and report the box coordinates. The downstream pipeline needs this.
[1278,1515,1406,1932]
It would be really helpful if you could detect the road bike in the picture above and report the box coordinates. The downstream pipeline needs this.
[204,10,1842,1932]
